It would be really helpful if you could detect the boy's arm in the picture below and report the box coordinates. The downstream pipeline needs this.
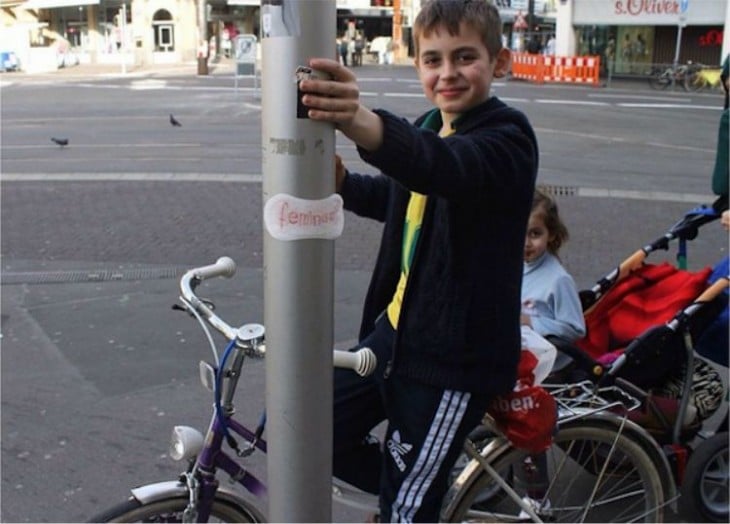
[335,153,392,222]
[299,58,384,152]
[361,108,538,202]
[340,171,392,222]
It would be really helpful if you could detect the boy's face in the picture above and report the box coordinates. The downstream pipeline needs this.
[415,22,510,122]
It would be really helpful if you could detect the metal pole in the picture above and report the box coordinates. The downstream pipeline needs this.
[672,15,685,90]
[261,1,337,521]
[120,3,126,75]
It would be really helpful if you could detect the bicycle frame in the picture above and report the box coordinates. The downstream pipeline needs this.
[187,415,268,521]
[159,257,558,522]
[99,257,674,523]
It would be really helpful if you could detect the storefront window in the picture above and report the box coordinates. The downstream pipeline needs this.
[575,25,654,76]
[615,26,654,75]
[575,25,615,76]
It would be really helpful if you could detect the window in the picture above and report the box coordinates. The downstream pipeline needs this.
[152,9,174,52]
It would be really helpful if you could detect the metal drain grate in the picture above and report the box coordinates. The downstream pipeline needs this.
[538,184,578,197]
[1,266,184,285]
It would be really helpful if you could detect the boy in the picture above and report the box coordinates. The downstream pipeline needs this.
[300,0,538,520]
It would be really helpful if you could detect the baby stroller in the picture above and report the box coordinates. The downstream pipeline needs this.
[547,200,729,522]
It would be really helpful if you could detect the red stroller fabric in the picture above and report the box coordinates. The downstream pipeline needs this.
[576,262,712,361]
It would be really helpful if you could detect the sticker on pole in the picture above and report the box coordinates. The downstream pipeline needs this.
[264,193,344,241]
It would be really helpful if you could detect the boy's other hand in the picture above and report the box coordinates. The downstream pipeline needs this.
[335,154,346,193]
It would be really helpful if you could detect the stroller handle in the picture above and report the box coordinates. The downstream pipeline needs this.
[584,249,648,314]
[669,276,730,328]
[617,249,648,280]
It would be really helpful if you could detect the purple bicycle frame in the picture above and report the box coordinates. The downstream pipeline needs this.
[192,413,268,521]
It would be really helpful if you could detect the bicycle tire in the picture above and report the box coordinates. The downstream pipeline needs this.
[89,495,263,523]
[680,432,729,522]
[442,421,665,522]
[687,71,704,92]
[649,71,672,90]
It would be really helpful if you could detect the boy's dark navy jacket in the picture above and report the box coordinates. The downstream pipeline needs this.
[340,96,538,396]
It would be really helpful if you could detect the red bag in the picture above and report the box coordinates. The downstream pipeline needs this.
[487,336,558,454]
[487,385,557,454]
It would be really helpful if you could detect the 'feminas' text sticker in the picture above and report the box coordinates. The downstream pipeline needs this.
[264,193,344,241]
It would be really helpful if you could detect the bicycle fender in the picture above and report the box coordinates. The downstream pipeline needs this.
[560,413,678,511]
[442,414,678,517]
[441,436,513,516]
[129,480,267,522]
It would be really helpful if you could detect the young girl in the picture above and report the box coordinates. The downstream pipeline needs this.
[521,188,585,342]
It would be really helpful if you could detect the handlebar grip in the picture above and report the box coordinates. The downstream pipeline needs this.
[194,257,237,280]
[333,348,377,377]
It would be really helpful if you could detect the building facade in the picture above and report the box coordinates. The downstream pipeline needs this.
[0,0,402,72]
[0,0,728,73]
[555,0,730,75]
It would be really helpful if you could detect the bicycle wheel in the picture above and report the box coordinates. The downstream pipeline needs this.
[649,70,672,90]
[680,432,729,523]
[686,70,704,92]
[442,421,665,522]
[89,495,263,523]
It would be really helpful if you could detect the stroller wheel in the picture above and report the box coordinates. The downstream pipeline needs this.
[680,432,729,522]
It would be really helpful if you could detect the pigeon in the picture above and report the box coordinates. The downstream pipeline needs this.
[51,137,69,147]
[169,114,182,127]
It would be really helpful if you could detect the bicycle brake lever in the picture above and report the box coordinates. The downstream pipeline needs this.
[199,298,216,311]
[172,303,198,319]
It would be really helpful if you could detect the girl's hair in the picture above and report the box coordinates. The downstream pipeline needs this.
[532,187,569,255]
[413,0,503,58]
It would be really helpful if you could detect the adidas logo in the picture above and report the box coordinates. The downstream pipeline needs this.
[387,430,413,472]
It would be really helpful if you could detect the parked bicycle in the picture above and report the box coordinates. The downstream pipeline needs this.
[89,257,675,523]
[648,62,700,91]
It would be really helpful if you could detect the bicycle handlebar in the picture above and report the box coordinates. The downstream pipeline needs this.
[179,257,377,377]
[334,347,377,377]
[180,257,240,341]
[193,256,237,280]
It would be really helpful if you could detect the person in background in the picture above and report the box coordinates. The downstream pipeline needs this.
[696,53,729,368]
[353,31,365,66]
[543,34,556,56]
[339,34,349,66]
[711,54,728,206]
[298,0,538,520]
[521,187,585,343]
[517,187,584,519]
[526,34,542,54]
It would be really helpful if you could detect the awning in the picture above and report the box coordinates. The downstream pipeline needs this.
[22,0,98,9]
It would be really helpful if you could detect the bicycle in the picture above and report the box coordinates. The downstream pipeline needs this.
[648,62,696,91]
[89,257,675,523]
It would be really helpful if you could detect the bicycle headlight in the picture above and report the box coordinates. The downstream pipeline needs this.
[169,425,204,462]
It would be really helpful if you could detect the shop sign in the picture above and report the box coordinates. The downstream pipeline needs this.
[573,0,724,25]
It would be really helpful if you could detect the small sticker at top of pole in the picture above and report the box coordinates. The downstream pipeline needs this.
[679,0,689,13]
[261,0,301,38]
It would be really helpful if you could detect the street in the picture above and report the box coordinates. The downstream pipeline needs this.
[1,62,728,522]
